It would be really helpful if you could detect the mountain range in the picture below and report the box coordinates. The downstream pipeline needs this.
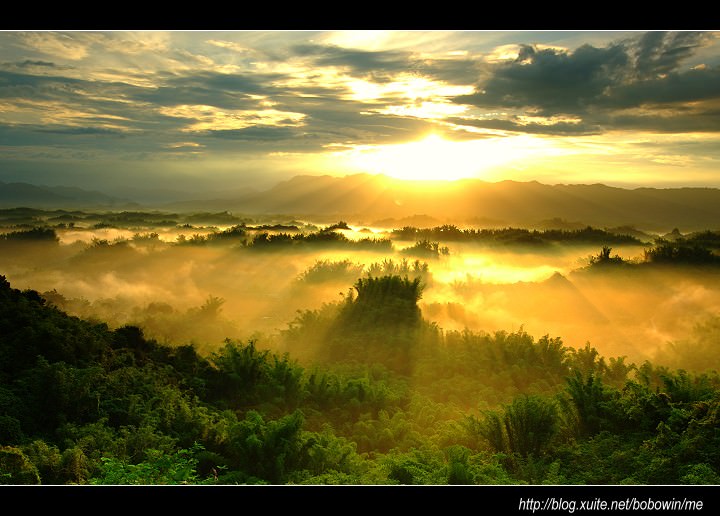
[4,174,720,231]
[165,174,720,231]
[0,181,135,209]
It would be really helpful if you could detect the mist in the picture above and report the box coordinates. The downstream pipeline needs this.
[2,211,718,372]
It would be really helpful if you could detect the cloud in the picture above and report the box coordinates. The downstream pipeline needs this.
[205,126,299,141]
[130,70,286,111]
[157,104,306,133]
[100,32,170,56]
[35,126,127,136]
[456,42,630,115]
[601,67,720,108]
[633,31,710,78]
[206,39,252,54]
[0,69,85,97]
[166,70,282,95]
[291,43,414,75]
[2,31,720,192]
[11,60,56,68]
[454,31,720,134]
[19,32,93,61]
[289,41,483,86]
[445,116,603,136]
[603,108,720,133]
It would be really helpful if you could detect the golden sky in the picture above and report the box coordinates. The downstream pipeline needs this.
[1,30,720,198]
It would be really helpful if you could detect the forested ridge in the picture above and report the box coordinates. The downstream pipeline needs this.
[1,272,720,486]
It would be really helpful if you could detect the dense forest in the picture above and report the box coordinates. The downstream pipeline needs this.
[2,263,720,485]
[2,212,720,486]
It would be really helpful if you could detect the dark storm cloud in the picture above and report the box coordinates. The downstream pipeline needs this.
[454,31,720,133]
[456,43,630,115]
[601,66,720,109]
[634,31,709,78]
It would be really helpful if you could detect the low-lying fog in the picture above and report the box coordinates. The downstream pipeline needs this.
[2,220,719,371]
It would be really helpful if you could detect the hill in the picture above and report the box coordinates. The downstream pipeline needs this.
[0,181,135,209]
[5,174,720,231]
[173,174,720,231]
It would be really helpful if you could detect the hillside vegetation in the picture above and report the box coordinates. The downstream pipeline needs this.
[1,273,720,485]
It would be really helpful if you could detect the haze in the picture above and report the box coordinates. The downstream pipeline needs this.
[2,30,720,202]
[5,29,720,488]
[1,211,718,376]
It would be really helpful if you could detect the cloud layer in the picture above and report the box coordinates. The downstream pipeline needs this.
[0,30,719,193]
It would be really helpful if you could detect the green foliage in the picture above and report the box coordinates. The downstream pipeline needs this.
[289,426,362,482]
[246,229,391,251]
[445,445,474,484]
[392,225,644,247]
[92,443,206,485]
[588,246,628,267]
[384,447,448,485]
[206,340,304,412]
[0,446,41,484]
[644,238,719,265]
[679,463,720,485]
[565,372,614,437]
[0,227,59,243]
[296,259,364,284]
[400,239,449,259]
[316,275,427,373]
[223,410,307,484]
[365,258,430,282]
[60,446,92,484]
[341,275,423,329]
[95,211,178,227]
[21,440,63,484]
[4,273,720,485]
[0,275,111,372]
[174,225,248,246]
[477,395,560,458]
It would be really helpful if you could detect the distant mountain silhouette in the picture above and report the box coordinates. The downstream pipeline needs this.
[117,185,261,206]
[0,181,134,208]
[190,174,720,231]
[5,174,720,231]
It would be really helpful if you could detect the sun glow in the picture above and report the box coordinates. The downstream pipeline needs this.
[341,133,563,182]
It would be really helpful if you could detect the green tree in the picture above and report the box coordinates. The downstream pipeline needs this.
[0,446,41,484]
[92,444,206,485]
[565,371,610,437]
[224,410,307,484]
[470,395,560,458]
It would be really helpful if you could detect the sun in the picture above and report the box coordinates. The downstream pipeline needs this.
[320,132,572,183]
[340,133,559,182]
[346,134,472,181]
